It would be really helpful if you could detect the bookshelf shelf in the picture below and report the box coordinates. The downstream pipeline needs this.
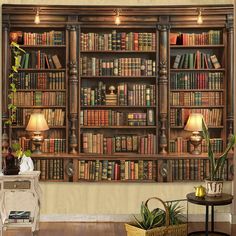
[170,45,225,49]
[81,105,156,108]
[80,126,157,129]
[170,105,224,108]
[80,76,156,79]
[18,69,66,72]
[20,45,66,48]
[11,126,67,129]
[15,105,66,108]
[170,89,224,92]
[170,69,225,72]
[81,50,156,53]
[10,89,66,92]
[170,125,224,129]
[2,5,233,183]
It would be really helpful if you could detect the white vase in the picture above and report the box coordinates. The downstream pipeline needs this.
[19,155,34,173]
[205,180,223,197]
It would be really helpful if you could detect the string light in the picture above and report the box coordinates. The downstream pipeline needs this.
[197,8,203,24]
[34,8,40,24]
[115,9,121,25]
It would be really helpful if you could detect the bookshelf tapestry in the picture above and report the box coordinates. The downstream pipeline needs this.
[1,5,234,182]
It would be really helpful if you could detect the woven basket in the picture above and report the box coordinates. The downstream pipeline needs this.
[125,197,187,236]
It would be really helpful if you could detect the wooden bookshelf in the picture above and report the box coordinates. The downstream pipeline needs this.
[1,5,234,182]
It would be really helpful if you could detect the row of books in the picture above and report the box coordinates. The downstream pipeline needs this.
[12,108,65,126]
[170,108,223,127]
[170,72,223,89]
[80,110,155,126]
[33,159,64,180]
[80,31,156,51]
[20,30,65,45]
[82,133,157,154]
[78,160,155,181]
[169,137,223,153]
[77,158,232,181]
[80,57,156,76]
[41,138,66,153]
[81,83,156,106]
[19,51,62,69]
[172,51,221,69]
[15,72,65,90]
[166,159,231,181]
[170,91,223,106]
[17,136,66,153]
[12,91,66,106]
[170,30,221,45]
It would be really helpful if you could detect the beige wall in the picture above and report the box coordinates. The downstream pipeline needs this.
[0,0,234,219]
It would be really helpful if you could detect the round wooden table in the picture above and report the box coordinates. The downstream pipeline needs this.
[186,192,233,236]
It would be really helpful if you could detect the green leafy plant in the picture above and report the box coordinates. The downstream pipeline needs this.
[134,202,165,230]
[5,41,25,125]
[166,201,185,225]
[133,199,185,230]
[202,121,235,181]
[12,142,31,159]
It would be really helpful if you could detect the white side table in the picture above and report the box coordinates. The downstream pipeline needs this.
[0,171,41,236]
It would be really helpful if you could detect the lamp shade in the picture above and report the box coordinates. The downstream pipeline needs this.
[184,113,204,132]
[26,113,49,132]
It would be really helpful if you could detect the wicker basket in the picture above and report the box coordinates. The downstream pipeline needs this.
[125,197,187,236]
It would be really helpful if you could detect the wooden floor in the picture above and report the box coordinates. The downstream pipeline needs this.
[2,222,235,236]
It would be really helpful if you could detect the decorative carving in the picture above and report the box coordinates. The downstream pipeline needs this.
[68,27,78,154]
[66,25,77,31]
[158,25,168,154]
[226,18,234,142]
[2,24,9,119]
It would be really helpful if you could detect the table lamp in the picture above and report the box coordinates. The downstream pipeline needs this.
[26,113,49,154]
[184,113,204,155]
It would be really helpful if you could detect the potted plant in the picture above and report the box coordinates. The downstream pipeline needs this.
[125,197,187,236]
[12,143,34,173]
[202,121,235,197]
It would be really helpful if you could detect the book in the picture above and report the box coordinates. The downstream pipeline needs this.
[52,54,62,69]
[172,54,181,69]
[210,54,221,69]
[170,33,179,45]
[9,211,30,219]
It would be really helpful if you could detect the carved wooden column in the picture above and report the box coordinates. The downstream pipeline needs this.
[67,25,78,154]
[2,21,9,120]
[226,15,234,141]
[158,21,169,154]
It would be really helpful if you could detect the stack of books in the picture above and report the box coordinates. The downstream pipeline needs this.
[6,211,32,223]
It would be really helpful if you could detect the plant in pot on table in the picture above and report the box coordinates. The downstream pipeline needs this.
[12,143,34,173]
[202,121,235,197]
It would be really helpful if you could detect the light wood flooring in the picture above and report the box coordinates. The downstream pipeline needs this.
[2,222,235,236]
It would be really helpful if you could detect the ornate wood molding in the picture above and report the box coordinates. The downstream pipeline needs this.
[2,23,9,120]
[68,25,78,154]
[158,24,169,154]
[226,15,234,141]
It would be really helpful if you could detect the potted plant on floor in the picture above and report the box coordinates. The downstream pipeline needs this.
[125,197,187,236]
[202,121,235,197]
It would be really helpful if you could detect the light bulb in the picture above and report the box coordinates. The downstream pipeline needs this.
[197,9,203,24]
[115,9,121,25]
[115,15,121,25]
[34,10,40,24]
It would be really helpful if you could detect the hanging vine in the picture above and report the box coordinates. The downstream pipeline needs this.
[5,41,25,125]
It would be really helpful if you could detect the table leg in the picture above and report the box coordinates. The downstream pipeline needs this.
[205,205,209,236]
[211,205,214,232]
